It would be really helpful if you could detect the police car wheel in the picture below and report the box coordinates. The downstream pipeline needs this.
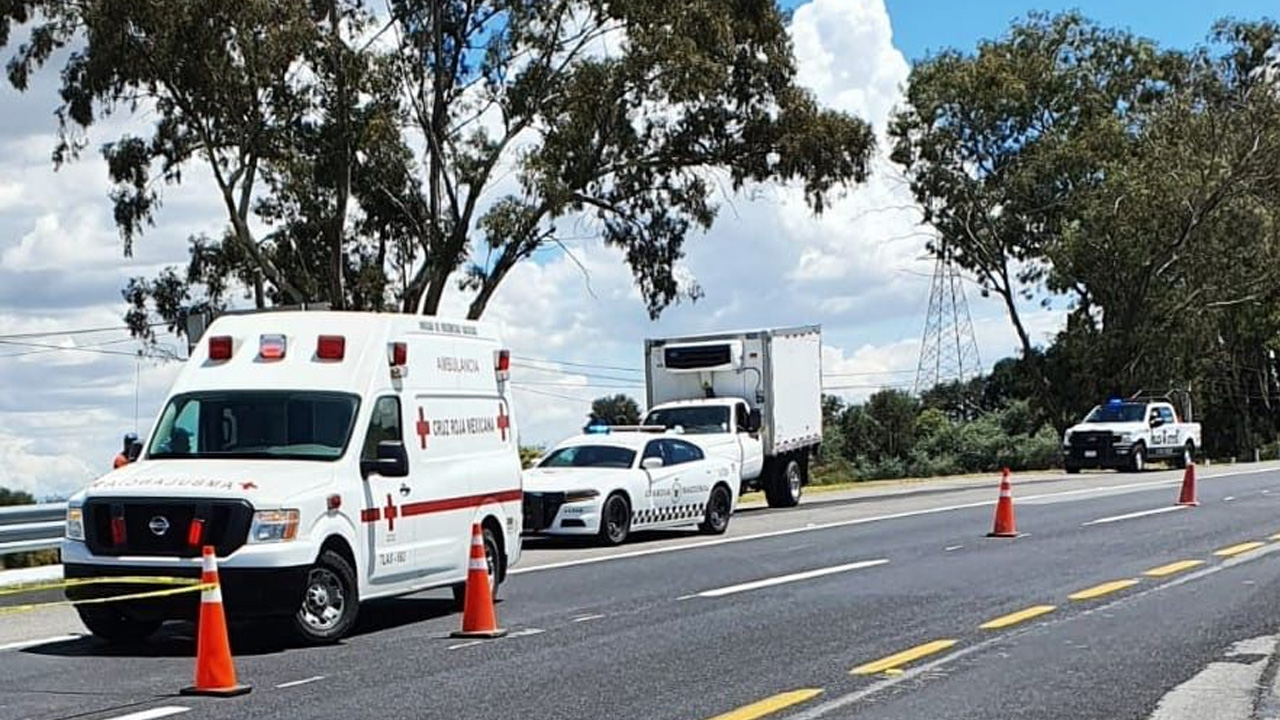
[699,485,732,535]
[292,549,358,644]
[77,606,161,644]
[598,493,631,546]
[451,527,501,610]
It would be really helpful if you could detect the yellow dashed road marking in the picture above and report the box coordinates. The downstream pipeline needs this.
[705,689,824,720]
[1143,560,1204,578]
[1215,542,1265,558]
[979,605,1056,630]
[851,639,958,676]
[1068,579,1140,601]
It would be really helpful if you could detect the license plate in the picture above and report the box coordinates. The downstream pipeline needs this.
[1084,450,1097,458]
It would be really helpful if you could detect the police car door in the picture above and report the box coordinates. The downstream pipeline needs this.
[665,439,713,523]
[639,439,677,523]
[360,396,415,584]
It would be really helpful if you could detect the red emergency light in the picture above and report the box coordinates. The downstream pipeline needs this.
[495,349,511,381]
[208,336,233,361]
[187,518,205,548]
[259,334,287,360]
[389,342,407,367]
[110,516,127,546]
[316,335,346,361]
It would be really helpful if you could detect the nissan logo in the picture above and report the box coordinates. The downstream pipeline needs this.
[148,516,171,537]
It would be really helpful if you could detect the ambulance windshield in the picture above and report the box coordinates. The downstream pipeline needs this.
[148,391,360,461]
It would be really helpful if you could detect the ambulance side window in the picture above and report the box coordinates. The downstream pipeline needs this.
[362,397,403,460]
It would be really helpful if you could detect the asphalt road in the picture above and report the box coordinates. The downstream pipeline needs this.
[6,463,1280,720]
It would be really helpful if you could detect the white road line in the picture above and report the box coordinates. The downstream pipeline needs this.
[571,614,606,623]
[448,640,484,650]
[1224,496,1236,502]
[1147,636,1276,720]
[508,628,546,638]
[693,559,889,598]
[510,467,1278,577]
[0,634,82,652]
[1082,506,1189,526]
[944,545,964,552]
[101,707,190,720]
[275,676,325,689]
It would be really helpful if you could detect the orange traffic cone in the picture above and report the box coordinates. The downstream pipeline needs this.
[181,546,251,697]
[1177,462,1199,507]
[451,524,507,639]
[988,468,1019,538]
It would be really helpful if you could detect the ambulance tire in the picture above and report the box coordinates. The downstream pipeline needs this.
[699,484,733,535]
[598,492,632,546]
[77,606,161,644]
[291,549,359,645]
[451,526,502,610]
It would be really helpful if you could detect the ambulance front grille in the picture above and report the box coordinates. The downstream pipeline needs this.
[83,498,254,558]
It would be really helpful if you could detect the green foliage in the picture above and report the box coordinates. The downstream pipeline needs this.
[590,395,642,426]
[0,488,36,506]
[519,445,546,470]
[1,0,875,333]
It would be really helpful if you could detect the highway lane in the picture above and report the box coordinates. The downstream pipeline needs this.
[4,464,1280,720]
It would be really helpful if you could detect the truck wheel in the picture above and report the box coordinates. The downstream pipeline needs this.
[77,606,161,644]
[291,549,359,645]
[1128,443,1147,473]
[765,456,803,508]
[1175,442,1195,469]
[598,493,632,546]
[451,525,502,610]
[699,485,733,535]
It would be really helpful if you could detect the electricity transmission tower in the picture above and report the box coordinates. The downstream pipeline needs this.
[914,248,982,394]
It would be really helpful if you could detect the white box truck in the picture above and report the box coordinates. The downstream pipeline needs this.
[640,326,822,508]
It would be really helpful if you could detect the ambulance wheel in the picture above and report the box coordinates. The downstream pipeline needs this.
[699,484,732,535]
[77,606,161,644]
[451,526,501,610]
[292,549,358,645]
[598,493,631,546]
[765,456,803,508]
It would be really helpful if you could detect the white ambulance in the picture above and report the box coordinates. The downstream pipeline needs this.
[62,311,523,644]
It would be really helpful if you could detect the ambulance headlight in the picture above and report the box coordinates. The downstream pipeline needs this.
[249,509,300,543]
[65,507,85,541]
[563,489,600,503]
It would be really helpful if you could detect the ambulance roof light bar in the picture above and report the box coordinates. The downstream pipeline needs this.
[389,342,408,379]
[208,336,233,361]
[495,349,510,382]
[259,334,287,360]
[316,335,346,361]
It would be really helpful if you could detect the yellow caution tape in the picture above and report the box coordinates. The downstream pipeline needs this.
[0,575,202,598]
[0,581,216,616]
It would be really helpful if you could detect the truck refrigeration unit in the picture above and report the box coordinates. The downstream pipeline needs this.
[640,326,823,508]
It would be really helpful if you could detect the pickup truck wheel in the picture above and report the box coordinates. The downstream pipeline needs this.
[598,493,631,546]
[291,549,359,645]
[765,457,803,508]
[1175,442,1195,469]
[699,485,733,535]
[1128,443,1147,473]
[77,606,161,644]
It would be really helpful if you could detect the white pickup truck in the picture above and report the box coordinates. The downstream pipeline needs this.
[1062,399,1202,473]
[638,327,823,508]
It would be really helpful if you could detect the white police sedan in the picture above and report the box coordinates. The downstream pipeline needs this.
[522,430,739,545]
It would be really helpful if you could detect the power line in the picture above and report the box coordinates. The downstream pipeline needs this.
[512,363,644,385]
[510,385,597,403]
[823,369,917,378]
[512,380,644,390]
[514,355,644,374]
[0,337,146,358]
[0,337,142,360]
[0,320,168,341]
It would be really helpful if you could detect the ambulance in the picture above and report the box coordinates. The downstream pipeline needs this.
[62,311,523,644]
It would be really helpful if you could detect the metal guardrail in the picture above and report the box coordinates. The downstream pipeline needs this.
[0,503,67,557]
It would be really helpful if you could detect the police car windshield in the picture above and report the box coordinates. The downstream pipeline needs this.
[147,391,360,461]
[1085,403,1147,423]
[539,445,636,469]
[644,406,730,434]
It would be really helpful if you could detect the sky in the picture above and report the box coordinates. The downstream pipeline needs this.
[0,0,1273,499]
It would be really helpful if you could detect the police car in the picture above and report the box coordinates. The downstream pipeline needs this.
[63,311,523,644]
[522,429,739,545]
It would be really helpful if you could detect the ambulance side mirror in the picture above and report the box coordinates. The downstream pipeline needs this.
[362,441,409,479]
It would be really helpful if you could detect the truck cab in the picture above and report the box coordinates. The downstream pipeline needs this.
[1063,399,1202,473]
[641,398,765,482]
